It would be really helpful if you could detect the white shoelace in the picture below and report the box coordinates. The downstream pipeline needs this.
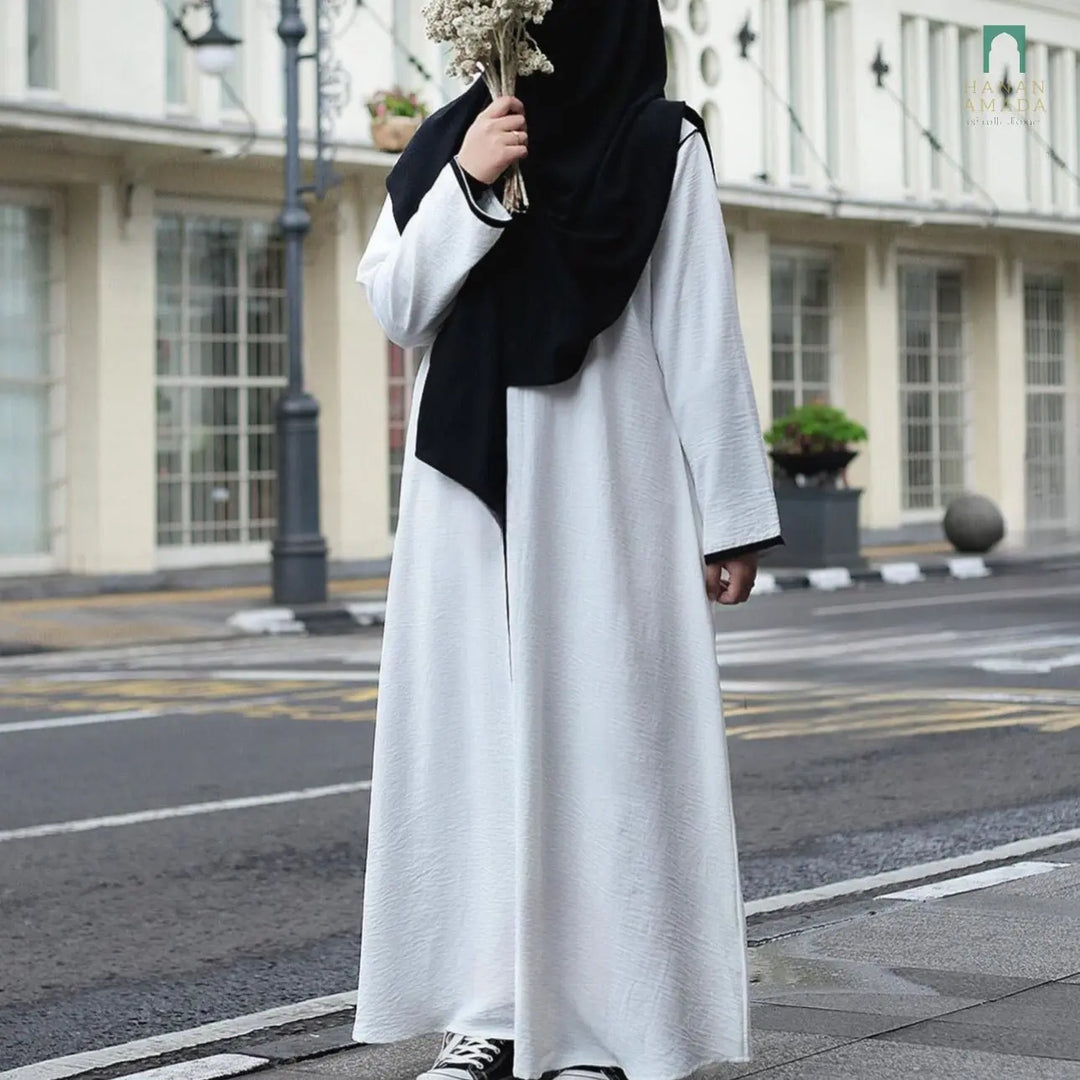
[436,1033,504,1071]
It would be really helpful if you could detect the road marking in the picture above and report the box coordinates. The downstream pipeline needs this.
[879,860,1069,901]
[744,827,1080,916]
[727,703,1027,740]
[0,782,372,844]
[813,583,1080,616]
[976,651,1080,674]
[106,1055,267,1080]
[0,709,161,734]
[0,993,354,1080]
[208,669,380,683]
[932,690,1080,706]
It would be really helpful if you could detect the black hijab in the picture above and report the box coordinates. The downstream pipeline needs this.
[386,0,712,529]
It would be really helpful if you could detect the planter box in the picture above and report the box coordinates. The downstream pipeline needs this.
[770,486,866,569]
[370,115,422,152]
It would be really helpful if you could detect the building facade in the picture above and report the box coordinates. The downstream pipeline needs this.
[0,0,1077,579]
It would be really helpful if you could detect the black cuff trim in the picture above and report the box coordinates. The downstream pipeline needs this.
[704,536,785,564]
[450,157,511,229]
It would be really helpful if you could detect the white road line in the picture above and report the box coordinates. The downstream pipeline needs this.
[879,860,1069,901]
[975,652,1080,674]
[0,782,372,844]
[744,826,1080,916]
[207,669,380,682]
[0,994,354,1080]
[0,709,162,734]
[813,583,1080,616]
[105,1055,267,1080]
[930,690,1080,706]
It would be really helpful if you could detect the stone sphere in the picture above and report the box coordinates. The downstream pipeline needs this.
[942,494,1006,553]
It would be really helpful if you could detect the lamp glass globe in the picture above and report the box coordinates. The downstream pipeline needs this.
[195,43,238,76]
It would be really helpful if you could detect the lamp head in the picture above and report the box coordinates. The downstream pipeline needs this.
[188,8,242,76]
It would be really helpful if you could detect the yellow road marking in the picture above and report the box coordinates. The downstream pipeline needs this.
[727,704,1025,740]
[0,680,379,723]
[0,577,387,613]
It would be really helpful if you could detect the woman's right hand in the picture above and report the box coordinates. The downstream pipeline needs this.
[456,96,528,185]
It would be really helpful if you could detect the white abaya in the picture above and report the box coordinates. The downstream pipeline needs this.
[353,118,781,1080]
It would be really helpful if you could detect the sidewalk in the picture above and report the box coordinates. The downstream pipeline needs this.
[1,540,1077,655]
[197,846,1080,1080]
[0,575,389,654]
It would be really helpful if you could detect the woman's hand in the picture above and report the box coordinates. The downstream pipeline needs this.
[456,95,528,185]
[706,554,758,605]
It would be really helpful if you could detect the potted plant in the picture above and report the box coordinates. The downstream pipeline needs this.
[764,402,868,487]
[366,87,429,152]
[763,402,869,569]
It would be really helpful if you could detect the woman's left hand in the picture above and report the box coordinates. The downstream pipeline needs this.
[706,554,758,605]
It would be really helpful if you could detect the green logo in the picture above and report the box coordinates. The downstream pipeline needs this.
[983,24,1025,73]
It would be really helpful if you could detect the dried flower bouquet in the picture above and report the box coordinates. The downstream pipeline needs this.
[422,0,556,212]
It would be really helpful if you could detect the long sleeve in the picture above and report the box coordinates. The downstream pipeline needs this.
[650,128,782,559]
[356,157,512,350]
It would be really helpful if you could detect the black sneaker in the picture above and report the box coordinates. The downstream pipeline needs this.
[420,1032,515,1080]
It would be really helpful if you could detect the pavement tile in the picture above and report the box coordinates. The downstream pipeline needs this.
[250,1022,355,1062]
[286,1035,442,1078]
[886,965,1042,999]
[749,954,1033,1019]
[751,988,978,1020]
[750,1003,909,1038]
[933,983,1080,1033]
[781,903,1080,979]
[933,863,1080,913]
[693,1032,846,1079]
[877,1018,1080,1062]
[745,1039,1080,1078]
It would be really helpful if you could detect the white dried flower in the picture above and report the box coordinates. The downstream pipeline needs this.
[422,0,556,86]
[421,0,557,210]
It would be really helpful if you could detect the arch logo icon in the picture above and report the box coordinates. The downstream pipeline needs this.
[983,24,1026,73]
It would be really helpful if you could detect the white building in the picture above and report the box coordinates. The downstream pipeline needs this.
[0,0,1077,579]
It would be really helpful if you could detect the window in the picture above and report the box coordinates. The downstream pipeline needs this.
[155,214,286,548]
[900,16,917,190]
[1047,48,1065,209]
[664,28,682,100]
[393,0,413,89]
[26,0,57,90]
[927,22,946,192]
[898,265,969,513]
[0,205,53,557]
[824,3,843,177]
[216,0,244,109]
[1024,275,1070,528]
[388,343,422,532]
[770,253,833,420]
[787,0,806,179]
[959,27,978,195]
[166,13,188,107]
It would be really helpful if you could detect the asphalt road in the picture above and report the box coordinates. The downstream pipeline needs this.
[2,567,1079,1068]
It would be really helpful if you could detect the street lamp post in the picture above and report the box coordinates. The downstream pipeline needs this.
[177,0,331,606]
[272,0,328,606]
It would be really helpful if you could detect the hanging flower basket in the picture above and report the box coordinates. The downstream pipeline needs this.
[366,87,428,153]
[370,114,423,152]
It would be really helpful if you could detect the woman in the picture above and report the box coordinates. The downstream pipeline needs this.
[353,3,782,1080]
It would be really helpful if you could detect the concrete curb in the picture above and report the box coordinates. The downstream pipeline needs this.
[220,551,1080,629]
[753,554,992,595]
[226,600,387,636]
